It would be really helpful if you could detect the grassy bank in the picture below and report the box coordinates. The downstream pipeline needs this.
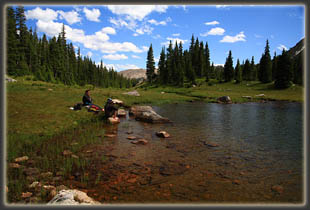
[5,77,303,203]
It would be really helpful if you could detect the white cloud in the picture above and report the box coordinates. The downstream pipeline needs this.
[148,19,167,26]
[142,46,149,52]
[103,54,128,60]
[101,27,116,35]
[200,27,225,36]
[132,55,141,59]
[135,24,153,35]
[220,31,246,43]
[109,17,129,28]
[36,19,145,54]
[205,21,219,25]
[172,33,180,37]
[25,7,58,22]
[152,34,161,39]
[87,51,93,57]
[215,5,229,8]
[36,20,63,37]
[105,5,168,21]
[83,7,101,22]
[161,37,188,46]
[277,44,288,51]
[58,10,81,25]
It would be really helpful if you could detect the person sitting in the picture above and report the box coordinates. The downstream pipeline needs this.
[82,90,104,112]
[82,89,93,106]
[104,98,118,119]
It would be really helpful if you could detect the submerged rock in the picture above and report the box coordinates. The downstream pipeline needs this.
[127,136,137,140]
[217,96,232,104]
[204,142,219,147]
[156,131,170,138]
[129,106,171,123]
[117,109,126,117]
[271,185,284,194]
[131,139,148,145]
[21,192,32,198]
[108,117,120,124]
[48,189,100,205]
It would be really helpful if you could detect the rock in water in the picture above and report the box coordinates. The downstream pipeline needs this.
[271,185,284,194]
[156,131,170,138]
[217,96,232,104]
[48,189,100,205]
[108,117,120,124]
[15,156,29,163]
[129,106,170,123]
[204,142,219,147]
[117,109,126,117]
[131,139,148,145]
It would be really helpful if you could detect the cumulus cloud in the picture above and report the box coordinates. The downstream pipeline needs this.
[105,5,168,21]
[25,7,58,22]
[220,31,246,43]
[205,21,219,25]
[101,27,116,35]
[102,54,128,60]
[83,7,101,22]
[148,17,171,26]
[36,20,63,37]
[58,10,81,25]
[172,33,180,37]
[277,44,288,51]
[161,37,188,46]
[135,24,153,35]
[200,27,225,36]
[109,17,129,28]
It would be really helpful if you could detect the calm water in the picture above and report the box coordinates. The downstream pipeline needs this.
[80,102,303,204]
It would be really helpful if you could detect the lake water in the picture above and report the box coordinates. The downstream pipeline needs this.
[77,101,303,204]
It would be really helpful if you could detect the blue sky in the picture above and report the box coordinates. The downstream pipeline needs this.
[21,5,304,71]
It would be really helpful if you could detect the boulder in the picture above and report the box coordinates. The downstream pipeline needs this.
[217,96,232,104]
[111,99,123,105]
[131,139,148,145]
[15,156,29,163]
[6,75,17,82]
[271,185,284,194]
[156,131,170,138]
[122,90,140,96]
[255,94,265,97]
[48,189,100,205]
[117,109,126,117]
[129,106,171,123]
[108,117,120,124]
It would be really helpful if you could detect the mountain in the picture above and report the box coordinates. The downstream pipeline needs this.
[287,38,304,58]
[118,68,147,80]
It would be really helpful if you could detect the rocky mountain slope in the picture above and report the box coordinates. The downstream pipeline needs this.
[118,68,146,80]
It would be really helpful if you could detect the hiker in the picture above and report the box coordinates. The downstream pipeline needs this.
[82,90,104,112]
[104,98,118,119]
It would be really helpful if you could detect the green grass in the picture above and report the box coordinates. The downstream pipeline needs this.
[5,76,303,203]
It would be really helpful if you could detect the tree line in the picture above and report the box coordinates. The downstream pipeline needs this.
[6,6,135,88]
[146,35,303,89]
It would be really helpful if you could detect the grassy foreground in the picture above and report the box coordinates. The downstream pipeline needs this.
[5,77,303,203]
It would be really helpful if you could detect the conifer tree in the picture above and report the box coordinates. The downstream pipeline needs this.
[242,59,251,81]
[250,56,257,81]
[158,47,167,84]
[259,40,272,83]
[274,49,293,89]
[271,52,277,81]
[224,50,234,82]
[204,42,210,81]
[146,44,155,84]
[166,41,173,84]
[235,59,242,83]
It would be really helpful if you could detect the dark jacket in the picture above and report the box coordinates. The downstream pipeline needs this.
[82,94,92,106]
[104,103,118,118]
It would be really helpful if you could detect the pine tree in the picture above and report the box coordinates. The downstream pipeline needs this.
[293,51,303,85]
[184,50,196,85]
[274,49,293,89]
[146,44,155,84]
[166,41,173,84]
[242,59,251,81]
[259,40,272,83]
[235,59,242,83]
[271,52,277,81]
[158,47,167,84]
[204,42,210,82]
[250,56,257,81]
[224,50,234,82]
[177,42,185,86]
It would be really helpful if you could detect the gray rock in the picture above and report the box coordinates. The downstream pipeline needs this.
[48,189,100,205]
[156,131,170,138]
[122,90,140,96]
[217,96,232,104]
[6,75,17,82]
[129,106,170,123]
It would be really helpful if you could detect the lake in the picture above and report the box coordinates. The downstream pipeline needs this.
[73,101,303,204]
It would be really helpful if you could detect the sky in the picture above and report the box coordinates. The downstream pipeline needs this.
[19,5,305,71]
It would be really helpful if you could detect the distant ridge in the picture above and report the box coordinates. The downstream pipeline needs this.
[287,38,304,58]
[118,68,146,80]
